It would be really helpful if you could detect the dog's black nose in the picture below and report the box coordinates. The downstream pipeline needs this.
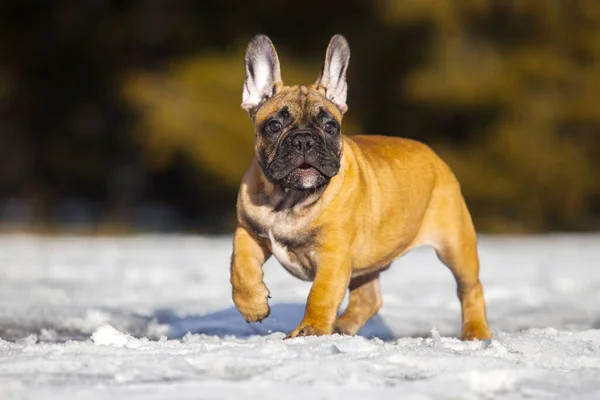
[292,132,315,154]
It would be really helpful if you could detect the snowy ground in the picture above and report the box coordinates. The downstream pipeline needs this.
[0,233,599,399]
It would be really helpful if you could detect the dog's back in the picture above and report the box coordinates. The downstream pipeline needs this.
[326,135,460,261]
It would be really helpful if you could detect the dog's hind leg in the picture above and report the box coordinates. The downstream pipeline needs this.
[333,270,384,336]
[428,192,492,341]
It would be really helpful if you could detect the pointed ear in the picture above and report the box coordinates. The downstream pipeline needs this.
[241,34,282,114]
[315,34,351,114]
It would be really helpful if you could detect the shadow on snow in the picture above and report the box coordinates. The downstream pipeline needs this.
[154,302,396,341]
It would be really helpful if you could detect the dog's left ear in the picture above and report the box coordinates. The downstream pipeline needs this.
[242,34,282,114]
[315,34,351,114]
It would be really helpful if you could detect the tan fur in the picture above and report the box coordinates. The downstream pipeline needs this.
[230,36,492,341]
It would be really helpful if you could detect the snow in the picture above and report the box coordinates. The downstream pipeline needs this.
[0,233,599,399]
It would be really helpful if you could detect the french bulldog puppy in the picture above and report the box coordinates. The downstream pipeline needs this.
[230,34,492,341]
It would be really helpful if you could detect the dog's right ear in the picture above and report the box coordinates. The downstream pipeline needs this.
[241,34,282,115]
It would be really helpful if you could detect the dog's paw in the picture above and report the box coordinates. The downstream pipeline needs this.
[460,322,492,341]
[284,323,330,339]
[232,284,271,323]
[332,320,356,336]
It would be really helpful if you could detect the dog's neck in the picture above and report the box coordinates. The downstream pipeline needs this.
[277,186,328,212]
[258,174,328,213]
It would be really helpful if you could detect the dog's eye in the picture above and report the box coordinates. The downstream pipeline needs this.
[323,121,338,134]
[267,120,282,133]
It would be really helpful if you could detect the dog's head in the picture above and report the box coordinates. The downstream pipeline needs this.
[241,34,350,191]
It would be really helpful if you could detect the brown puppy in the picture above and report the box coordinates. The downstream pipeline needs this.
[230,34,492,341]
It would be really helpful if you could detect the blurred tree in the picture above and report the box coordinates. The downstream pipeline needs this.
[375,0,600,232]
[0,0,598,233]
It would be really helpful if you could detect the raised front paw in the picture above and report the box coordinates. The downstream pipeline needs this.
[232,283,271,323]
[284,323,331,339]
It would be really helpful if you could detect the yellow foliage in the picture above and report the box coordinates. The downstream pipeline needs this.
[378,0,600,232]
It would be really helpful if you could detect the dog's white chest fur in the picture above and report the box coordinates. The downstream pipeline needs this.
[268,230,310,280]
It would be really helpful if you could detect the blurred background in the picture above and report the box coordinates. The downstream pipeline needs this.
[0,0,598,235]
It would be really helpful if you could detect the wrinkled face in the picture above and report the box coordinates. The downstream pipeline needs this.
[241,34,350,191]
[253,86,343,191]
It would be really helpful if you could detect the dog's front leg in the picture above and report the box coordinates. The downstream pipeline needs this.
[286,248,351,338]
[230,226,272,323]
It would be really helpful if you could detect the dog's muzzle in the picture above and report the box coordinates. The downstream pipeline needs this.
[266,129,340,190]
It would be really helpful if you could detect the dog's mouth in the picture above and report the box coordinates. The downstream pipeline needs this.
[281,162,328,190]
[266,143,341,190]
[289,163,322,181]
